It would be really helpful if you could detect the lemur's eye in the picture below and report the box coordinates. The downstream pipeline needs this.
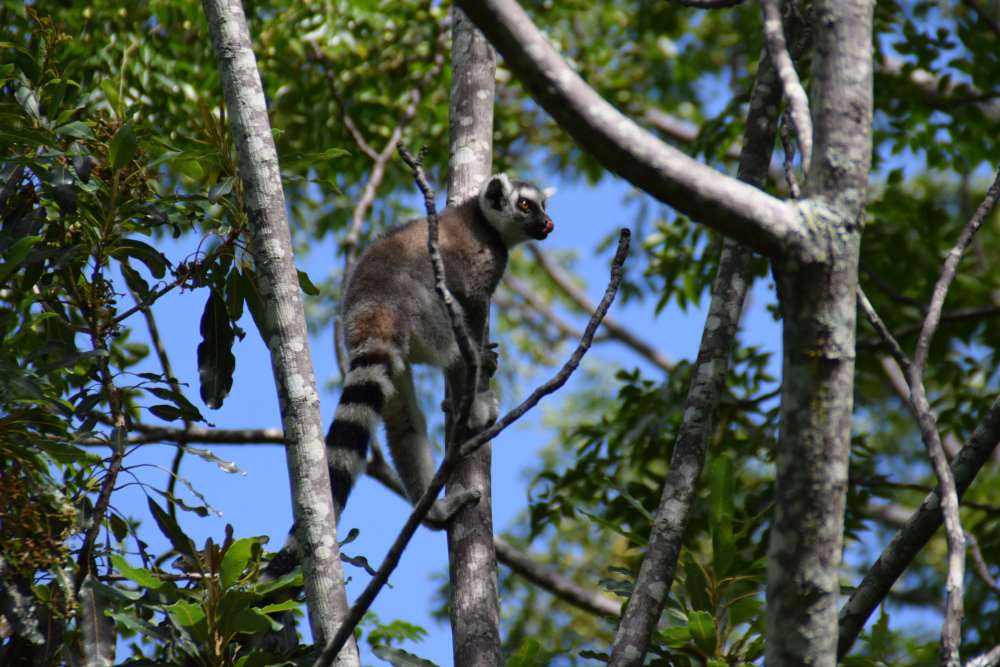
[518,198,530,211]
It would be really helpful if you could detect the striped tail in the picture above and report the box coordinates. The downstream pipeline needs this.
[326,343,397,518]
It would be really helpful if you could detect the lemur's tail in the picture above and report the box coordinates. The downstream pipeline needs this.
[326,341,398,516]
[262,340,397,582]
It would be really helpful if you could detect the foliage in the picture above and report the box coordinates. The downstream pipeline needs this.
[2,0,1000,665]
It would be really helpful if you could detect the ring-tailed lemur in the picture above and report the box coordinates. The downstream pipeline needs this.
[327,173,555,526]
[263,174,554,582]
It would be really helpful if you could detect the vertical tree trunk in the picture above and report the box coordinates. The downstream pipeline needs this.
[444,8,502,667]
[608,44,785,666]
[766,2,873,665]
[200,1,358,662]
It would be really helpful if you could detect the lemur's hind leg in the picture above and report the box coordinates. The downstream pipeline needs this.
[382,365,479,528]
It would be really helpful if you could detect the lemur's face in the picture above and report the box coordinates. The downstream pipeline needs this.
[481,174,556,245]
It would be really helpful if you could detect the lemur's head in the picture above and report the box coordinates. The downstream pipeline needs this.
[479,173,556,246]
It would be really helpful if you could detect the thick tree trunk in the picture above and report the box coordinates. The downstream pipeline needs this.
[200,1,358,662]
[766,2,873,665]
[444,8,502,667]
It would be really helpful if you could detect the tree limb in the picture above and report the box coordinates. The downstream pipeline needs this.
[528,244,673,372]
[838,393,1000,658]
[311,230,630,667]
[201,0,356,658]
[453,0,801,260]
[609,34,784,667]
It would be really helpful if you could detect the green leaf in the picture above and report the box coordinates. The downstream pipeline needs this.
[218,590,275,640]
[239,267,268,337]
[254,569,302,596]
[146,497,197,560]
[687,610,717,654]
[109,122,138,170]
[658,625,691,648]
[111,239,169,278]
[220,537,257,589]
[55,121,93,139]
[197,288,236,409]
[371,645,440,667]
[0,235,42,284]
[120,261,151,301]
[100,79,120,114]
[257,599,300,615]
[110,554,164,590]
[178,158,204,180]
[149,404,185,422]
[297,269,320,296]
[164,600,207,641]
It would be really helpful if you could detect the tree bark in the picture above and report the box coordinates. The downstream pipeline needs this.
[767,2,873,665]
[608,42,785,667]
[444,8,502,667]
[200,1,358,662]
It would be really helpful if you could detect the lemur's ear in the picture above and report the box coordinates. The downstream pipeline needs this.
[483,173,513,212]
[542,186,557,200]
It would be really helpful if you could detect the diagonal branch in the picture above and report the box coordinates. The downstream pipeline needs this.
[907,167,1000,666]
[528,244,673,372]
[453,0,801,260]
[311,230,630,667]
[608,34,786,667]
[838,393,1000,658]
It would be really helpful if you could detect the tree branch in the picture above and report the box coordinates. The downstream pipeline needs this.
[838,393,1000,658]
[609,34,785,666]
[761,0,812,172]
[201,0,356,658]
[311,230,630,667]
[453,0,801,260]
[528,244,673,372]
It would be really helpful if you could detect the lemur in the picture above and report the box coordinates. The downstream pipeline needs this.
[327,173,555,526]
[263,174,554,581]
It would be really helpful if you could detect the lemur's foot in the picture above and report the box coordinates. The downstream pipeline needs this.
[468,389,499,430]
[425,486,481,529]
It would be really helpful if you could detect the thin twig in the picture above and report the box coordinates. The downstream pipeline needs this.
[915,167,1000,375]
[398,145,481,427]
[909,168,1000,666]
[761,0,812,172]
[857,287,913,378]
[312,229,630,667]
[966,531,1000,595]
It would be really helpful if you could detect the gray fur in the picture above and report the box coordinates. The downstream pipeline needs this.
[329,174,554,526]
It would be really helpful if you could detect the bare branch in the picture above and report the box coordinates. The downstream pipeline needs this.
[857,287,913,379]
[761,0,812,172]
[915,168,1000,375]
[312,230,630,667]
[495,538,621,618]
[838,393,1000,658]
[966,531,1000,595]
[201,0,355,656]
[967,644,1000,667]
[453,0,800,260]
[528,244,673,372]
[609,35,785,666]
